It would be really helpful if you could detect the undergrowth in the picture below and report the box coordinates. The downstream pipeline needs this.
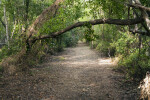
[0,32,79,76]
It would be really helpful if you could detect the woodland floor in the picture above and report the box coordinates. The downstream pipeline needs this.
[0,43,139,100]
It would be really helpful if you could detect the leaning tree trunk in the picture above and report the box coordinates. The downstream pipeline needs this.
[26,0,64,51]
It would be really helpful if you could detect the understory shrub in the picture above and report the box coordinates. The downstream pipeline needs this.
[96,41,115,57]
[118,45,150,80]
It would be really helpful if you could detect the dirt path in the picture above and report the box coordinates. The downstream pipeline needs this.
[0,43,139,100]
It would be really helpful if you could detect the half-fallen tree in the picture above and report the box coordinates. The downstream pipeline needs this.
[24,0,150,50]
[26,0,64,38]
[26,0,64,50]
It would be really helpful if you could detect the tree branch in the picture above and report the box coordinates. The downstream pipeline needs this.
[128,3,150,12]
[0,18,6,28]
[127,0,150,34]
[129,29,150,36]
[132,8,150,33]
[31,17,144,43]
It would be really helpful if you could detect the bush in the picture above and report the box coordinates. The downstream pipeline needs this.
[118,49,150,80]
[96,41,115,57]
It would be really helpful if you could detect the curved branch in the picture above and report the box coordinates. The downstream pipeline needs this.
[31,17,144,43]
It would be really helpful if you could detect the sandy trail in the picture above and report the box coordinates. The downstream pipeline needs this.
[0,43,138,100]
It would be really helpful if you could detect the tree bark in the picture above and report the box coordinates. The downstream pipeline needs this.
[25,0,64,51]
[26,0,64,39]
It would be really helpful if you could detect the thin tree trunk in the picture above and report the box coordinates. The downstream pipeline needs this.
[4,5,9,47]
[11,18,16,39]
[102,24,105,41]
[24,0,29,31]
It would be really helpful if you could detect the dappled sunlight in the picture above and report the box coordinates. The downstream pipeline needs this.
[49,60,96,67]
[66,54,89,60]
[98,58,112,65]
[63,60,96,66]
[49,57,113,68]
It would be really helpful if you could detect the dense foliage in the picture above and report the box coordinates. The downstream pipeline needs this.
[82,0,150,80]
[0,0,81,75]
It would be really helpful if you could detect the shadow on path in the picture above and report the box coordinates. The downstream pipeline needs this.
[0,43,139,100]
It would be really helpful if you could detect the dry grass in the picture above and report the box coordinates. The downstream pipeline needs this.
[0,42,48,76]
[0,48,28,76]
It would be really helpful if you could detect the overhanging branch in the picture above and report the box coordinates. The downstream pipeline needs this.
[31,17,144,43]
[128,3,150,12]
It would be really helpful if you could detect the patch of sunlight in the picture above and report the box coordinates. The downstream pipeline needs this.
[98,58,112,65]
[68,61,96,65]
[59,56,65,60]
[67,55,88,60]
[50,60,97,67]
[50,58,114,68]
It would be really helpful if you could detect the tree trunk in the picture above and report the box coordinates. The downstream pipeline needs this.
[26,0,64,39]
[11,16,16,39]
[25,0,64,51]
[24,0,29,31]
[4,5,9,47]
